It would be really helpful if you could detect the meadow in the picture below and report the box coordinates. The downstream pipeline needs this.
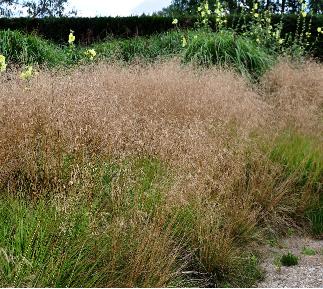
[0,1,322,287]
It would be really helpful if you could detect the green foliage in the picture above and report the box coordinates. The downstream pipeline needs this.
[94,31,183,62]
[0,197,100,287]
[287,228,295,236]
[0,15,322,58]
[0,30,65,66]
[0,158,178,287]
[280,252,299,266]
[163,0,323,15]
[270,132,323,190]
[183,30,274,79]
[0,28,273,79]
[306,207,323,237]
[94,29,275,79]
[270,132,322,236]
[0,155,264,287]
[301,246,316,256]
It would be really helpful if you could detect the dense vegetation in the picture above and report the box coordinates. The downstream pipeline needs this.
[0,0,322,287]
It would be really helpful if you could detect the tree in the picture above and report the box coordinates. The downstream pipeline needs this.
[0,0,76,17]
[309,0,323,13]
[286,0,301,13]
[160,0,320,15]
[0,0,17,16]
[24,0,76,17]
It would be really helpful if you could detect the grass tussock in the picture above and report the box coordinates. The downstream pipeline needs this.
[0,60,322,287]
[0,30,65,66]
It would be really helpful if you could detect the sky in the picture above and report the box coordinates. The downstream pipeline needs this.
[68,0,172,17]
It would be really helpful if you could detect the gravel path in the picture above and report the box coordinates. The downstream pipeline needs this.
[258,237,323,288]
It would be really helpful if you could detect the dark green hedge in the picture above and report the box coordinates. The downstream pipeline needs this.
[0,15,322,57]
[0,16,176,44]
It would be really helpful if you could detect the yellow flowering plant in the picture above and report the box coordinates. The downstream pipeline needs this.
[214,0,227,30]
[172,18,178,25]
[84,49,97,60]
[197,0,212,29]
[68,30,76,46]
[172,0,321,59]
[0,54,7,72]
[20,65,34,81]
[182,36,187,47]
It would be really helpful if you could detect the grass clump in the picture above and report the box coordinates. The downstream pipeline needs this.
[0,30,65,66]
[183,30,274,79]
[301,246,316,256]
[280,252,299,266]
[270,132,322,189]
[0,197,181,287]
[306,208,323,237]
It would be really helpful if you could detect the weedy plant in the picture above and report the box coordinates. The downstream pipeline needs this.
[176,0,322,65]
[0,54,7,72]
[280,252,299,266]
[301,246,316,256]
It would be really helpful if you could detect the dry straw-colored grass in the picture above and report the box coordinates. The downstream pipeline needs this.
[0,59,322,286]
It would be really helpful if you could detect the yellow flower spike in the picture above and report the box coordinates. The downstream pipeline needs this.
[0,54,7,72]
[301,11,307,17]
[254,13,259,18]
[172,18,178,25]
[182,36,187,48]
[317,27,322,33]
[68,30,75,45]
[204,2,209,10]
[201,11,206,17]
[254,3,258,9]
[84,49,97,60]
[198,6,202,11]
[20,65,33,81]
[278,39,284,44]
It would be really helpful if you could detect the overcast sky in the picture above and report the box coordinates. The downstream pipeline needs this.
[68,0,172,17]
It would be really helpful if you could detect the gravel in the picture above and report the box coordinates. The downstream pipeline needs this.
[258,237,323,288]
